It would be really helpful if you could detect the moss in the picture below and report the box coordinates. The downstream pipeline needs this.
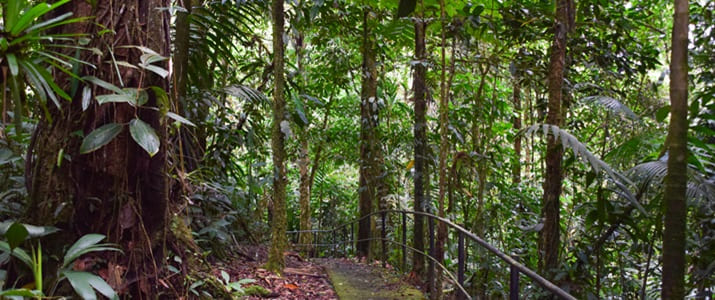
[323,261,425,300]
[240,285,272,297]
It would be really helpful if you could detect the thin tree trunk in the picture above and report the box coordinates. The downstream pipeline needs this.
[539,0,572,281]
[412,4,428,279]
[512,68,522,185]
[357,8,380,258]
[661,0,689,298]
[434,0,449,297]
[266,0,288,273]
[298,135,312,253]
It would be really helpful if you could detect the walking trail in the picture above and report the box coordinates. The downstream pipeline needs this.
[315,258,425,300]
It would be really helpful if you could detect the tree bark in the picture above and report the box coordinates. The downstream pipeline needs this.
[298,135,312,253]
[512,68,522,185]
[357,8,380,259]
[539,0,572,281]
[266,0,288,273]
[412,4,427,278]
[26,0,170,296]
[434,0,449,297]
[661,0,689,298]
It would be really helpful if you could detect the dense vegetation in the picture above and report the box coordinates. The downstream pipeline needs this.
[0,0,713,299]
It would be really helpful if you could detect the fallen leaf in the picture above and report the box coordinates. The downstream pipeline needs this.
[284,283,299,291]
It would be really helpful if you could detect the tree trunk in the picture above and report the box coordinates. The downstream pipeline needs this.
[434,0,449,297]
[412,4,427,279]
[298,135,312,254]
[539,0,572,281]
[661,0,689,298]
[357,8,380,259]
[266,0,288,273]
[512,68,522,185]
[26,1,170,296]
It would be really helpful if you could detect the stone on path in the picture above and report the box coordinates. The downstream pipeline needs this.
[315,258,425,300]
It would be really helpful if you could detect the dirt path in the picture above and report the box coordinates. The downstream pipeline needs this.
[315,258,425,300]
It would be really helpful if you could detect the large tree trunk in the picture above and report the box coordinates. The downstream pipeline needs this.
[267,0,288,273]
[357,8,380,258]
[26,1,170,296]
[661,0,689,298]
[412,5,428,279]
[539,0,572,281]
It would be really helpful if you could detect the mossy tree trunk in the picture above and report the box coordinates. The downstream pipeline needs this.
[267,0,288,273]
[26,0,170,296]
[661,0,689,298]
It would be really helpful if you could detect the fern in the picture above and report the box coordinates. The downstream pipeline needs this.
[524,124,645,214]
[626,157,715,204]
[581,95,639,121]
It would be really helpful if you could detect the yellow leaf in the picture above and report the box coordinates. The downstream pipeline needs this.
[406,160,415,170]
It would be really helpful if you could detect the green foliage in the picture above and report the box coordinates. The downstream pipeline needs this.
[0,223,120,299]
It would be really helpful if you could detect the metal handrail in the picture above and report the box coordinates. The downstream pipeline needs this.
[287,209,576,300]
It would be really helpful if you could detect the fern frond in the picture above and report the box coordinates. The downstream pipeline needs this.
[582,95,639,121]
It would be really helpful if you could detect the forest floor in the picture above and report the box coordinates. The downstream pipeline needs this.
[223,245,425,299]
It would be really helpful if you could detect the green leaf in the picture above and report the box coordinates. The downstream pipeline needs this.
[64,271,97,300]
[63,234,105,267]
[6,53,19,77]
[79,123,123,154]
[96,93,136,105]
[0,221,59,238]
[4,223,29,251]
[140,64,169,78]
[82,86,92,111]
[82,76,123,94]
[129,119,160,157]
[0,289,43,297]
[63,271,118,300]
[397,0,416,17]
[165,112,196,127]
[656,105,670,122]
[0,241,33,268]
[10,0,71,35]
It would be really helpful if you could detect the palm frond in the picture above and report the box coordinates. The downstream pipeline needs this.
[582,95,639,121]
[224,84,269,106]
[525,124,645,213]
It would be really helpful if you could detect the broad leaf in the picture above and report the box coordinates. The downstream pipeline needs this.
[4,223,29,251]
[63,271,118,300]
[63,234,108,267]
[64,271,97,300]
[79,123,123,154]
[129,119,160,157]
[166,112,196,127]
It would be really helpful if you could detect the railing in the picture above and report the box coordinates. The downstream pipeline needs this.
[287,209,576,300]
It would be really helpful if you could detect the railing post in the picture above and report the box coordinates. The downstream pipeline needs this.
[350,223,355,255]
[458,231,466,300]
[510,255,519,300]
[343,227,347,256]
[332,229,337,257]
[401,211,407,271]
[381,211,387,267]
[428,216,435,295]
